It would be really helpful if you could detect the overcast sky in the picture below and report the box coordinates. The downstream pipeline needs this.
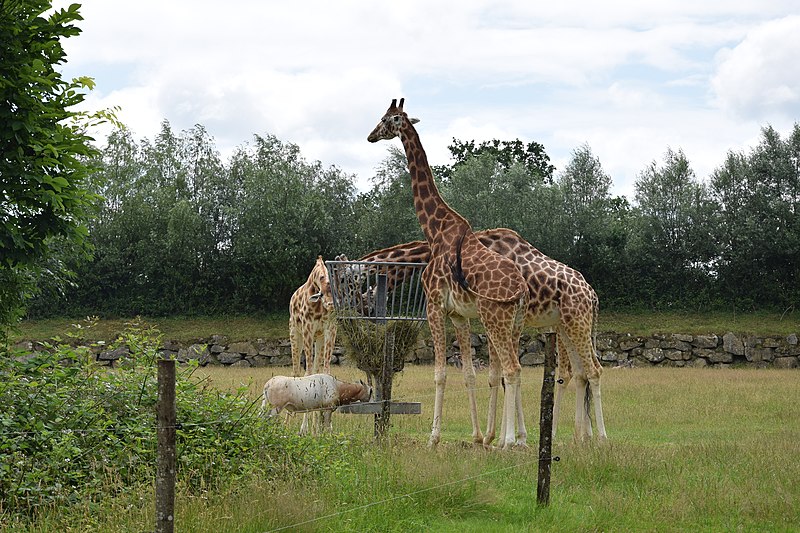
[56,1,800,199]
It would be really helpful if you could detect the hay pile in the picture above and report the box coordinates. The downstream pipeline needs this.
[338,317,421,375]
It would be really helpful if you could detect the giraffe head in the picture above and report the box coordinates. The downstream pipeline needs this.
[308,256,334,310]
[367,98,420,143]
[330,254,377,316]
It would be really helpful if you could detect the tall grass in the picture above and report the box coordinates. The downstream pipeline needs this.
[10,364,797,532]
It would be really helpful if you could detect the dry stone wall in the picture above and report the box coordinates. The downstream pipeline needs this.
[88,331,800,369]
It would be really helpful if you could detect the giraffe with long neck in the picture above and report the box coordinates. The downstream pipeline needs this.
[358,228,607,441]
[368,99,529,448]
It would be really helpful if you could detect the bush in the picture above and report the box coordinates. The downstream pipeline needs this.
[0,320,355,519]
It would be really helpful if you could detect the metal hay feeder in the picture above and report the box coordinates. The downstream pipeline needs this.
[326,259,427,438]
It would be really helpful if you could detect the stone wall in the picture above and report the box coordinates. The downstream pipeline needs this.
[88,331,800,369]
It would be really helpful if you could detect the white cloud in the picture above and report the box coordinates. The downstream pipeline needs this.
[712,15,800,121]
[53,1,800,200]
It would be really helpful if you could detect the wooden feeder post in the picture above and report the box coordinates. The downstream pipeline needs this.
[327,259,425,438]
[374,273,392,439]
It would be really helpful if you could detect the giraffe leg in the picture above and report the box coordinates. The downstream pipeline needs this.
[290,322,303,377]
[312,336,324,375]
[427,300,448,449]
[559,327,594,442]
[322,320,336,375]
[574,327,606,441]
[483,341,501,447]
[482,304,523,450]
[589,364,607,440]
[299,413,310,436]
[573,375,590,442]
[321,410,332,433]
[512,305,527,447]
[453,317,483,445]
[303,333,315,376]
[500,367,521,450]
[514,377,527,447]
[553,334,571,440]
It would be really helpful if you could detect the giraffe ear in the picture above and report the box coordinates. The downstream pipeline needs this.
[308,291,323,302]
[410,118,420,124]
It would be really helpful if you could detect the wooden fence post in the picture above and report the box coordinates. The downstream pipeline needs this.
[156,358,176,533]
[537,332,556,506]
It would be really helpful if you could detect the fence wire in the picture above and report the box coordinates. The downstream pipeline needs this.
[1,364,560,532]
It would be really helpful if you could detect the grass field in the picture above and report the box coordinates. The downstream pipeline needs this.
[7,312,800,531]
[12,308,800,343]
[12,363,798,532]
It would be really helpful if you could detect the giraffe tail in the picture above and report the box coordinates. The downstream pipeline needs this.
[584,380,592,422]
[449,228,526,303]
[448,229,471,291]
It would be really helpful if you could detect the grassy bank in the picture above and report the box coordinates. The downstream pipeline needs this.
[7,364,799,532]
[12,308,800,344]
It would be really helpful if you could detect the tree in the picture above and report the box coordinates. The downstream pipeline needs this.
[436,137,555,184]
[556,143,613,267]
[554,144,636,302]
[709,124,800,308]
[1,1,111,342]
[437,139,567,257]
[631,148,714,307]
[353,146,423,253]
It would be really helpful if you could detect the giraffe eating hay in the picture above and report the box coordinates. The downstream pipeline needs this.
[357,228,607,441]
[289,256,337,435]
[368,98,529,449]
[289,256,336,378]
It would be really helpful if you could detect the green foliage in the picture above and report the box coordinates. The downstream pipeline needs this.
[0,320,355,520]
[353,145,425,252]
[22,115,800,316]
[0,1,114,340]
[629,148,716,307]
[436,137,555,183]
[709,124,800,309]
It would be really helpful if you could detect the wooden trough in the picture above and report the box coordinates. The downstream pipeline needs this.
[326,259,427,438]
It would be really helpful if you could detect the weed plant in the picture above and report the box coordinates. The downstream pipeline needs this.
[0,320,357,528]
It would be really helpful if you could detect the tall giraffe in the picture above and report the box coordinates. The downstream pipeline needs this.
[368,99,529,448]
[357,228,607,441]
[288,256,337,435]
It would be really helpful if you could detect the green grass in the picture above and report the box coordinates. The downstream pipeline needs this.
[12,313,291,344]
[9,365,798,532]
[12,308,800,344]
[600,308,800,336]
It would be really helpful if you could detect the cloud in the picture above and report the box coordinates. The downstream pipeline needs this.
[712,15,800,120]
[54,1,799,200]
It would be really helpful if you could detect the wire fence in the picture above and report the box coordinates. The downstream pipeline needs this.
[2,351,560,531]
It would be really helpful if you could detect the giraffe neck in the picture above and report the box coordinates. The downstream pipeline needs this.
[398,120,469,247]
[358,240,430,263]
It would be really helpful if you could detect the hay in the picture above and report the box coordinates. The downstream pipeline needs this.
[337,316,421,375]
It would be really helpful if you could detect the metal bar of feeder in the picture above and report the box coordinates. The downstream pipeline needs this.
[376,274,387,324]
[337,402,422,415]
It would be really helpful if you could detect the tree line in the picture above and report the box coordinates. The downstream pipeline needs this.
[27,119,800,318]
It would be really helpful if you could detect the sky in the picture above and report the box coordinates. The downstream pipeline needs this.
[55,1,800,200]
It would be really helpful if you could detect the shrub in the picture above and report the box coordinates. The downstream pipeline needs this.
[0,320,355,519]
